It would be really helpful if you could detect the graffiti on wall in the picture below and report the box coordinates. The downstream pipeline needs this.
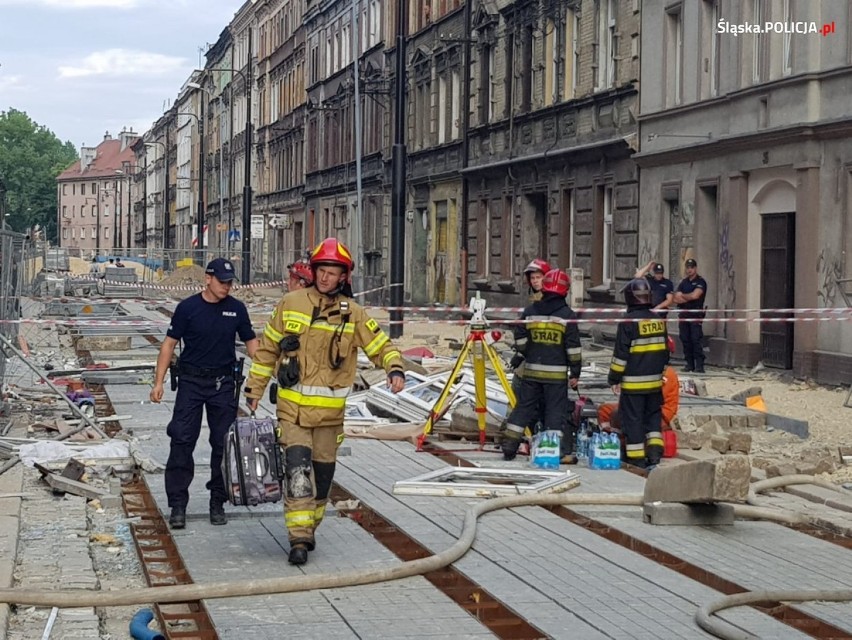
[817,248,844,307]
[719,222,736,338]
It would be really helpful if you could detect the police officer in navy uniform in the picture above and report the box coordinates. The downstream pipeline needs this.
[150,258,258,529]
[673,258,708,373]
[635,260,674,318]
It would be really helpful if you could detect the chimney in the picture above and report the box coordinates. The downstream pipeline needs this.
[80,146,97,172]
[103,130,112,141]
[119,127,138,151]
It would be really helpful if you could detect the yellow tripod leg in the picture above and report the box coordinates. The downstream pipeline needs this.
[472,337,488,448]
[484,341,516,408]
[418,337,473,448]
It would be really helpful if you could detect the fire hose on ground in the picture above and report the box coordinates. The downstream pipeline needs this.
[0,476,848,639]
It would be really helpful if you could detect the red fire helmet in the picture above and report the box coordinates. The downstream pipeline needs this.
[541,269,571,297]
[309,238,354,272]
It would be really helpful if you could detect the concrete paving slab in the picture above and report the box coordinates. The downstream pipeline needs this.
[336,439,804,639]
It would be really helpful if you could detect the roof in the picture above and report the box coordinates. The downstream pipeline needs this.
[56,138,139,182]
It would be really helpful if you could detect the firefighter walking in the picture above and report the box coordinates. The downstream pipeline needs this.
[244,238,405,565]
[608,278,669,468]
[501,269,582,463]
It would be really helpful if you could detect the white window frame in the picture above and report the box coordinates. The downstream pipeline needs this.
[596,0,617,91]
[782,0,793,75]
[603,186,614,284]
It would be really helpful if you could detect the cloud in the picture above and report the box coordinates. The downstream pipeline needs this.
[58,49,187,79]
[0,75,24,91]
[0,0,140,7]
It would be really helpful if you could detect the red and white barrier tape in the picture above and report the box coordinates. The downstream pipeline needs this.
[2,315,850,327]
[368,305,852,315]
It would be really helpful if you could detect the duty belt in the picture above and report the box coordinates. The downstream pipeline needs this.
[179,363,234,378]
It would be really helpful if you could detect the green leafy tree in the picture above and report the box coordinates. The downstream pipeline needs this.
[0,109,77,242]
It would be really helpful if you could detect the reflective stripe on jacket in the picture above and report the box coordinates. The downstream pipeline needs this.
[513,294,582,383]
[245,287,404,426]
[608,308,668,394]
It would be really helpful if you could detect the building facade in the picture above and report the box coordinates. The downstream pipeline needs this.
[638,0,852,383]
[462,0,640,307]
[57,130,138,256]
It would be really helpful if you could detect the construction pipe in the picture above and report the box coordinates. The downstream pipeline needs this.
[0,490,808,608]
[129,608,165,640]
[696,589,852,640]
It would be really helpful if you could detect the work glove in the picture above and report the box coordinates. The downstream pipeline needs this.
[277,357,300,388]
[278,334,300,352]
[509,354,524,370]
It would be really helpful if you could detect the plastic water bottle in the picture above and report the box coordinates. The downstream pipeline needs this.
[589,433,599,469]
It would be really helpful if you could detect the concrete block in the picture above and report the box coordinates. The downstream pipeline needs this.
[710,435,730,453]
[765,462,798,478]
[728,432,752,454]
[643,455,751,504]
[796,458,834,476]
[643,502,735,526]
[747,411,767,428]
[679,431,710,450]
[729,414,749,430]
[765,413,809,439]
[699,419,723,438]
[99,494,122,509]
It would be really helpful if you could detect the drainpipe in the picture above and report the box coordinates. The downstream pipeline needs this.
[389,0,407,338]
[459,0,472,306]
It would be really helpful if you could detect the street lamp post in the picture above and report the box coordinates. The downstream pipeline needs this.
[117,164,143,252]
[389,0,408,338]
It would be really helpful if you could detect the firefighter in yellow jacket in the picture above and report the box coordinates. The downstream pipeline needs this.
[245,238,406,565]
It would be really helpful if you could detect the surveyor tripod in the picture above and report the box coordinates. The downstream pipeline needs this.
[416,295,517,451]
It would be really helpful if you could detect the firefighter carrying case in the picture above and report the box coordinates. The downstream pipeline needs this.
[222,415,285,506]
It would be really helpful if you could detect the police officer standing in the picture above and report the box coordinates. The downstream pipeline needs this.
[673,258,707,373]
[501,269,582,464]
[244,238,405,566]
[150,258,258,529]
[635,260,674,317]
[608,279,669,468]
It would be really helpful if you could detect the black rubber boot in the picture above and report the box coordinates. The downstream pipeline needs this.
[288,543,309,565]
[169,507,186,530]
[209,501,227,526]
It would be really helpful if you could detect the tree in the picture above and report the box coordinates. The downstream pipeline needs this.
[0,109,78,242]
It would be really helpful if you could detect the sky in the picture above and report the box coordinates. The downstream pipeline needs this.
[0,0,243,151]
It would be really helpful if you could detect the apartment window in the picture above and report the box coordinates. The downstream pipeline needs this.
[72,227,76,239]
[564,9,579,101]
[342,24,350,67]
[91,182,96,194]
[437,75,447,144]
[782,0,793,75]
[91,205,96,216]
[753,0,768,83]
[103,204,109,217]
[520,25,533,113]
[91,227,96,239]
[476,199,491,275]
[369,0,380,47]
[81,183,86,196]
[450,69,460,140]
[478,42,494,124]
[665,4,684,106]
[593,184,615,285]
[62,205,68,218]
[544,19,556,107]
[500,196,513,278]
[700,0,721,98]
[104,227,110,239]
[63,228,69,240]
[596,0,617,91]
[62,184,67,195]
[504,32,514,118]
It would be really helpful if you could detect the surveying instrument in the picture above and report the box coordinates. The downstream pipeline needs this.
[416,293,517,451]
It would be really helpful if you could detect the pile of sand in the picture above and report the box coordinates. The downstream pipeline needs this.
[157,264,207,288]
